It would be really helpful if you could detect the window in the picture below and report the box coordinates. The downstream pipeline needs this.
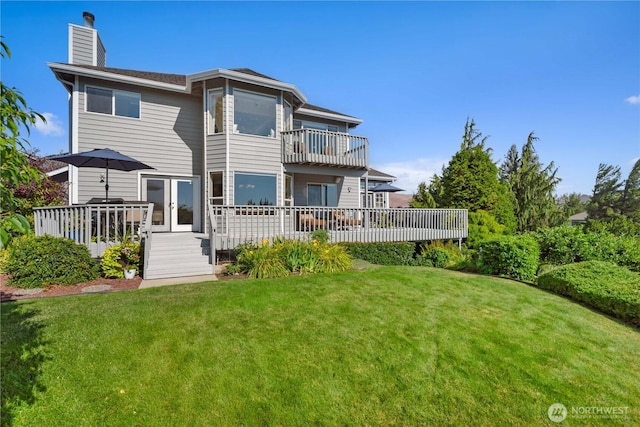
[209,171,223,205]
[233,89,276,137]
[308,183,337,207]
[234,173,276,206]
[86,86,140,118]
[284,101,292,131]
[284,174,293,206]
[208,89,223,134]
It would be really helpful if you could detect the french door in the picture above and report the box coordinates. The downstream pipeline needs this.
[142,176,200,232]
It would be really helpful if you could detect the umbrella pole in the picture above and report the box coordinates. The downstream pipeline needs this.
[105,162,109,202]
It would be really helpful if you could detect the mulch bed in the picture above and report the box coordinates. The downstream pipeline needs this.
[1,274,142,302]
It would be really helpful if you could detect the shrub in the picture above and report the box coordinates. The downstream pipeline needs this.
[466,210,507,249]
[0,249,8,273]
[536,261,640,326]
[423,247,450,268]
[309,229,330,244]
[100,241,142,278]
[476,235,539,282]
[533,226,640,272]
[4,235,99,288]
[315,243,353,273]
[341,241,415,265]
[274,239,318,273]
[224,263,244,276]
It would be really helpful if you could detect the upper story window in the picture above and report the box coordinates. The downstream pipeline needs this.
[293,119,338,133]
[207,89,223,135]
[233,89,276,137]
[283,101,292,131]
[86,86,140,118]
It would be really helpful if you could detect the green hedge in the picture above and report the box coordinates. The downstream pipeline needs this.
[476,235,539,282]
[4,235,100,288]
[536,261,640,326]
[341,242,415,265]
[533,226,640,272]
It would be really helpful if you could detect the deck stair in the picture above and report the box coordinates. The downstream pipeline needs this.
[144,232,214,280]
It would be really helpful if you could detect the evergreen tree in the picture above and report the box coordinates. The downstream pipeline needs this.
[410,182,436,208]
[587,163,624,221]
[620,159,640,222]
[558,192,586,218]
[501,132,561,232]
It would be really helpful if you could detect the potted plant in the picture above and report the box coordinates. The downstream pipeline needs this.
[118,242,141,279]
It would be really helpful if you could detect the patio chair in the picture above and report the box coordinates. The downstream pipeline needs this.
[332,210,362,229]
[298,213,327,231]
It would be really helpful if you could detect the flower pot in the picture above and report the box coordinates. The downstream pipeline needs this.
[123,269,136,280]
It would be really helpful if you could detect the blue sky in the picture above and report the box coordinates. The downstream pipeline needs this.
[2,1,639,196]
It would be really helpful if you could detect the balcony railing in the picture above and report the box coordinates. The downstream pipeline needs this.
[209,206,467,251]
[282,129,368,168]
[33,203,153,258]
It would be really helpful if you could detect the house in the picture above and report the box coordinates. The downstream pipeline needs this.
[569,211,588,226]
[35,12,467,279]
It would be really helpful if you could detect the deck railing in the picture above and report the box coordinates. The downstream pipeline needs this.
[33,203,153,257]
[209,206,467,250]
[282,129,368,168]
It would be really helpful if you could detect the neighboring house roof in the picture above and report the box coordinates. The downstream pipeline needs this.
[368,168,396,179]
[48,63,362,125]
[569,211,588,221]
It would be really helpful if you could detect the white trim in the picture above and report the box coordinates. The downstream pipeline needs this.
[189,68,307,104]
[297,107,362,125]
[48,62,188,93]
[225,80,231,205]
[202,84,208,228]
[46,167,68,178]
[71,76,80,204]
[85,84,141,119]
[92,29,97,66]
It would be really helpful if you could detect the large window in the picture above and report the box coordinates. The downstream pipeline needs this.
[308,183,337,207]
[283,101,292,131]
[207,89,223,134]
[233,89,276,137]
[86,86,140,118]
[234,172,277,206]
[284,174,293,206]
[209,171,223,205]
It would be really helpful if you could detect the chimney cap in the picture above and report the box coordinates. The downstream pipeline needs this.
[82,11,95,28]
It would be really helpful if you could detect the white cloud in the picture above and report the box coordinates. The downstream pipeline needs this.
[625,95,640,105]
[34,112,65,136]
[372,158,447,194]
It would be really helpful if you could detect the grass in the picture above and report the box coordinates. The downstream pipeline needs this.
[2,266,639,426]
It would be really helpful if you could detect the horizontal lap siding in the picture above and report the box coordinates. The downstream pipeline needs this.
[293,171,363,208]
[71,26,94,65]
[76,79,202,203]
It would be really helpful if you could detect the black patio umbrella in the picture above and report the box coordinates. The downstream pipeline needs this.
[51,148,154,201]
[370,183,404,193]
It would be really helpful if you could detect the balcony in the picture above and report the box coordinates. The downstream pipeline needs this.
[281,129,368,168]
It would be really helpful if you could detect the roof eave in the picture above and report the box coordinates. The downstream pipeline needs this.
[47,62,190,93]
[296,107,363,126]
[188,68,307,104]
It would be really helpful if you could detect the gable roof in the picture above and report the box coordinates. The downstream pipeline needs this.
[368,168,396,179]
[48,63,362,124]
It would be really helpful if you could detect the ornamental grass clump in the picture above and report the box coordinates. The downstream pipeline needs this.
[234,236,352,278]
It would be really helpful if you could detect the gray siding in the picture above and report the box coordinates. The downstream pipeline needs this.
[292,172,361,208]
[76,78,202,203]
[96,36,106,67]
[70,25,95,65]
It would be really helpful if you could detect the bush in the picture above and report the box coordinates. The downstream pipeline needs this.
[467,210,507,249]
[418,240,466,269]
[422,247,450,268]
[100,241,142,278]
[4,235,99,288]
[476,235,540,282]
[533,226,640,271]
[536,261,640,326]
[341,241,415,265]
[315,243,353,273]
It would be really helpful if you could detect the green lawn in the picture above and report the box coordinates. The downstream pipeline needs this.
[2,266,639,426]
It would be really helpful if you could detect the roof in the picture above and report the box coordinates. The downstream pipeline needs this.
[569,211,588,221]
[48,63,362,124]
[50,63,187,85]
[367,168,396,179]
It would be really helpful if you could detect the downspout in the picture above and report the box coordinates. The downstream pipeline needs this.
[70,75,80,204]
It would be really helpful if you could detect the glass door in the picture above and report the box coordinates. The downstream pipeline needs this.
[143,176,200,232]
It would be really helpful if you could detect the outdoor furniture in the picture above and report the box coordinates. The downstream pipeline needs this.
[332,210,362,229]
[298,213,326,231]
